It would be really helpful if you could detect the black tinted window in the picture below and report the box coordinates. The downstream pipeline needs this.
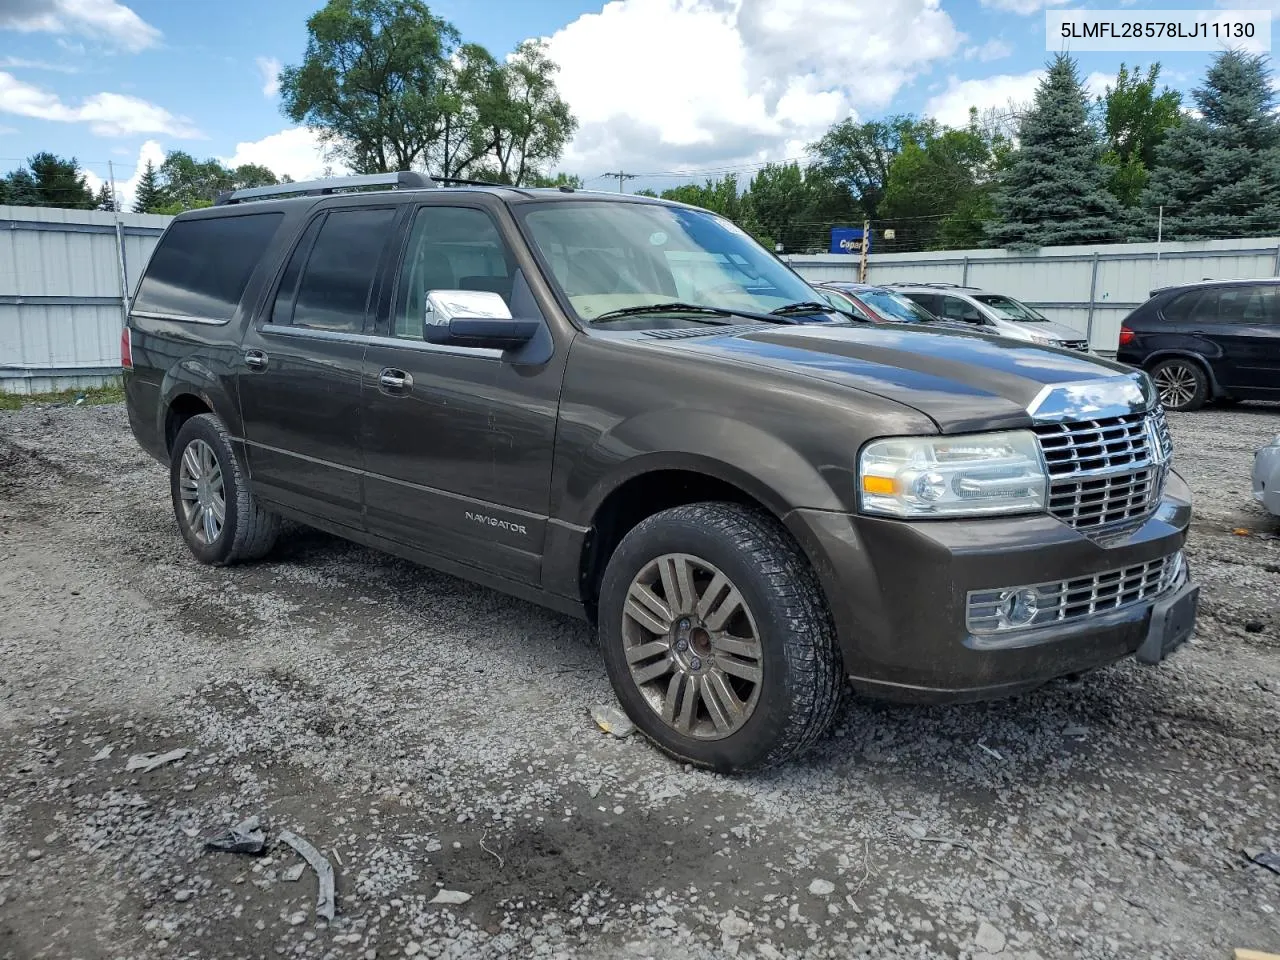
[394,206,513,338]
[271,215,324,326]
[1216,285,1277,324]
[284,208,396,333]
[134,213,282,321]
[1160,290,1202,323]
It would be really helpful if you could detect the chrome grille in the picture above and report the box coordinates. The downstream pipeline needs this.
[1060,339,1090,352]
[1033,409,1171,538]
[967,551,1184,635]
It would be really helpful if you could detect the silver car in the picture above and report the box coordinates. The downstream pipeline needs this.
[888,283,1091,352]
[1254,434,1280,516]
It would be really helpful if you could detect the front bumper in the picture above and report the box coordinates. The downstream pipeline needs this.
[1253,443,1280,517]
[784,469,1195,704]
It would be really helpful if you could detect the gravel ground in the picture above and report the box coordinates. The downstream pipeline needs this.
[1,400,1278,960]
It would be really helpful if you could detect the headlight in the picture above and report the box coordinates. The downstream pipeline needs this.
[859,430,1049,518]
[1029,334,1058,346]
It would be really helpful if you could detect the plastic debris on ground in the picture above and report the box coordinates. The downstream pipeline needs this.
[125,748,191,773]
[279,829,336,921]
[204,816,268,855]
[429,889,472,905]
[590,704,636,738]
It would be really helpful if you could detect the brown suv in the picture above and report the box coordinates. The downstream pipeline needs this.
[122,172,1199,772]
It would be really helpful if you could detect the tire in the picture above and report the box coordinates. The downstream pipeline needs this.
[1149,357,1209,412]
[170,413,279,566]
[597,501,843,773]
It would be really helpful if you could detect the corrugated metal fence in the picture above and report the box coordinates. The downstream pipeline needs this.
[788,236,1280,356]
[1,205,168,394]
[3,207,1279,392]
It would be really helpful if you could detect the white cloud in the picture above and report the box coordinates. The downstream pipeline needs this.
[95,139,166,211]
[0,55,78,73]
[963,38,1013,62]
[979,0,1067,12]
[0,71,203,138]
[544,0,961,179]
[0,0,161,52]
[1083,70,1113,100]
[925,70,1044,128]
[222,127,342,182]
[256,56,281,98]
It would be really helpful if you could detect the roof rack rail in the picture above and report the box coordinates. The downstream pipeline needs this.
[214,170,435,206]
[884,281,967,289]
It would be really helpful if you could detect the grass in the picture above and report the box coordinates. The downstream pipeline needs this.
[0,382,125,411]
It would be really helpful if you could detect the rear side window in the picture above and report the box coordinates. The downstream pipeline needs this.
[1159,290,1202,323]
[134,212,283,322]
[271,207,396,333]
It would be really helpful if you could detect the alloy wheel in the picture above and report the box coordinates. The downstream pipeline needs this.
[621,553,763,740]
[177,439,226,545]
[1152,362,1199,409]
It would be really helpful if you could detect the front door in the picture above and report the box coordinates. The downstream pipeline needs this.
[237,205,399,529]
[360,202,569,584]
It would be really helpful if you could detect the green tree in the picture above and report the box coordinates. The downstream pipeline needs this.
[525,171,584,189]
[1096,63,1182,206]
[94,183,116,212]
[28,152,95,209]
[986,54,1126,248]
[1145,50,1280,239]
[810,115,935,221]
[433,43,500,179]
[880,113,1005,250]
[280,0,460,173]
[132,161,165,213]
[3,169,41,207]
[478,39,576,185]
[743,163,858,253]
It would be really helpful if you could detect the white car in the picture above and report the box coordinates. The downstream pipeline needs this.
[1254,435,1280,516]
[887,282,1092,352]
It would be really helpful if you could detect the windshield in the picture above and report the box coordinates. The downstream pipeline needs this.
[973,293,1048,322]
[520,201,825,322]
[859,290,936,323]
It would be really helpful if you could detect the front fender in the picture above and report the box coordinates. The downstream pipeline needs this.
[563,408,849,527]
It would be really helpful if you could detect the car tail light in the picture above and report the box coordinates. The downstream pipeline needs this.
[1118,325,1135,347]
[121,327,133,369]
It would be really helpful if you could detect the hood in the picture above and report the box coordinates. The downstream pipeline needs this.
[653,322,1134,433]
[994,318,1089,342]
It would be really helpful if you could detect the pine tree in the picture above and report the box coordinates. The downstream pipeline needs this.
[1144,50,1280,239]
[985,54,1126,248]
[94,183,116,212]
[28,152,96,209]
[4,169,41,207]
[132,161,165,213]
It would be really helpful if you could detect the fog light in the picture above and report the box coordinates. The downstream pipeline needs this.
[999,588,1039,628]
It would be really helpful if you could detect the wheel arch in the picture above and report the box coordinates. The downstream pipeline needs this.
[157,358,242,458]
[1143,349,1224,397]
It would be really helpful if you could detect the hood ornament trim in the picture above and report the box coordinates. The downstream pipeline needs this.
[1026,372,1156,423]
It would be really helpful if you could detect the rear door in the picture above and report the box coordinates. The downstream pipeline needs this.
[237,204,400,529]
[1204,284,1280,394]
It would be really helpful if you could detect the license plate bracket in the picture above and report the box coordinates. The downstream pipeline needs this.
[1136,583,1200,665]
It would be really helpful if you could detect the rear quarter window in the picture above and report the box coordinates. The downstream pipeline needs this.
[133,212,284,322]
[1158,290,1202,323]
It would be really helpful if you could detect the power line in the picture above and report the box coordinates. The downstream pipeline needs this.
[600,171,638,192]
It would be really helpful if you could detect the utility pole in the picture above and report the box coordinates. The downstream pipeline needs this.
[107,160,130,326]
[602,171,638,193]
[859,218,871,283]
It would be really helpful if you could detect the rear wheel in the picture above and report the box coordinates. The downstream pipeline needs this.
[597,502,843,772]
[170,413,279,565]
[1150,358,1208,411]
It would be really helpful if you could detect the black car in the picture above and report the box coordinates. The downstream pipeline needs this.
[122,172,1198,772]
[1116,278,1280,411]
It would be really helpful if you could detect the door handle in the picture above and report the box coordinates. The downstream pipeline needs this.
[378,368,412,392]
[244,349,268,371]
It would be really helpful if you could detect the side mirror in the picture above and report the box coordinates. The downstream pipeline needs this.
[422,289,539,350]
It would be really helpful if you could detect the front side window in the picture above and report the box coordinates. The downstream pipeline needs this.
[1215,284,1278,325]
[134,212,283,321]
[273,207,396,333]
[520,201,821,323]
[973,294,1048,322]
[940,296,984,324]
[393,206,513,339]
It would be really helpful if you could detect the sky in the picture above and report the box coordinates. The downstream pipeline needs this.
[0,0,1271,206]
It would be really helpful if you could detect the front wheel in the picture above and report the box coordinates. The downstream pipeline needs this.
[1150,358,1208,411]
[597,502,843,772]
[170,413,279,566]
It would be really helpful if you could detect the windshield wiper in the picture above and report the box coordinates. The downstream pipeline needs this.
[590,302,795,325]
[770,300,840,318]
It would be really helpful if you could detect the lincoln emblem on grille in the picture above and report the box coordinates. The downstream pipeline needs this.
[1027,374,1171,544]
